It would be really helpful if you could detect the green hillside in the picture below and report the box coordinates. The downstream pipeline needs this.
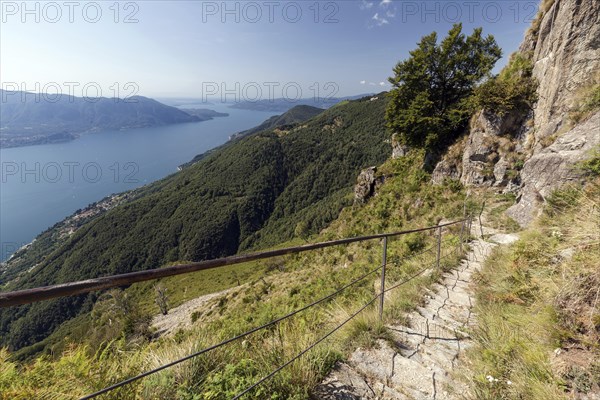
[233,104,325,139]
[180,105,325,168]
[0,96,390,353]
[0,150,471,399]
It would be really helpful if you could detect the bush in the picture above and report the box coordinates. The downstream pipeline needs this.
[473,53,538,116]
[570,77,600,124]
[582,155,600,176]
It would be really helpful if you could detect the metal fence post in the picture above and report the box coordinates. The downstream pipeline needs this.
[459,219,465,254]
[436,225,442,269]
[467,215,472,240]
[379,236,388,321]
[479,201,486,238]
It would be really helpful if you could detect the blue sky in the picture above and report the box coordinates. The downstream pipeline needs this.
[1,0,539,100]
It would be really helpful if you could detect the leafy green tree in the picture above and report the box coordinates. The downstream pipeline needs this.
[386,23,502,151]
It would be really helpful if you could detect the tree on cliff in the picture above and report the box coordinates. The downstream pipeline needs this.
[386,23,502,152]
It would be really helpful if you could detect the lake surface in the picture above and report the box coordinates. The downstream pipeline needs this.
[0,104,278,261]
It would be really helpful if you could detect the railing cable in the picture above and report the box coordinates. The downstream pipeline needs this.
[232,295,380,400]
[80,263,384,399]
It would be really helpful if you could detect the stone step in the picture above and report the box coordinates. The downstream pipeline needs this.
[313,362,381,399]
[348,340,440,399]
[314,233,507,399]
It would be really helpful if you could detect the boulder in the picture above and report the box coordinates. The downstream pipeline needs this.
[354,167,378,204]
[391,133,409,159]
[431,158,461,184]
[493,157,510,186]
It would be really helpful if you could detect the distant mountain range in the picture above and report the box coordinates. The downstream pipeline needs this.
[228,94,374,112]
[0,90,224,148]
[180,108,229,119]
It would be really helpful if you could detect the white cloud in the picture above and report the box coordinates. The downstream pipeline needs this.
[360,80,366,85]
[368,82,376,86]
[362,0,395,28]
[379,82,386,86]
[372,12,389,26]
[379,0,396,19]
[360,0,374,9]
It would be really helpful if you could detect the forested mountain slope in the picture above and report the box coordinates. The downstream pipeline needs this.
[0,95,390,353]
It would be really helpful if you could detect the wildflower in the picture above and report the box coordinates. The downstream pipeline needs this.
[507,380,512,385]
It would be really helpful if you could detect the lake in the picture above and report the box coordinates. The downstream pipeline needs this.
[0,104,278,261]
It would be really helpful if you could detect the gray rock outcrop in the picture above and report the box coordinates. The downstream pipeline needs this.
[520,0,600,144]
[433,0,600,226]
[506,111,600,226]
[431,158,461,185]
[391,133,409,159]
[354,167,378,204]
[460,111,526,186]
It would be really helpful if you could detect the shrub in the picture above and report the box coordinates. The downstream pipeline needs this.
[580,150,600,176]
[570,77,600,124]
[473,53,538,116]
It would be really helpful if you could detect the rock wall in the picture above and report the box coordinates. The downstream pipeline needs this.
[433,0,600,227]
[506,0,600,225]
[506,111,600,225]
[521,0,600,144]
[459,110,527,188]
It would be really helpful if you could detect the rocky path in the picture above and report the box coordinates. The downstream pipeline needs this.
[151,287,236,337]
[314,222,518,399]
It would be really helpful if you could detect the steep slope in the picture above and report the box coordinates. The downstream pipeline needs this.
[180,104,325,168]
[0,96,390,353]
[232,105,324,139]
[465,180,600,399]
[0,151,472,399]
[0,90,202,147]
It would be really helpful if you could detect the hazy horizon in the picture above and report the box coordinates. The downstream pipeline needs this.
[2,1,538,101]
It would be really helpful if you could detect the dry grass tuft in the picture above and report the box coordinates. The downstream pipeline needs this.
[464,179,600,399]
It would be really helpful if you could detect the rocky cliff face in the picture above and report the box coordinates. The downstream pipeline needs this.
[521,0,600,144]
[506,111,600,225]
[433,0,600,226]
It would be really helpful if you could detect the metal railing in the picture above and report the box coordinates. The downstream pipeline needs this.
[0,217,472,399]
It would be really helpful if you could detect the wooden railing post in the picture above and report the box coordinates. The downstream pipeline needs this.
[379,236,387,321]
[436,225,442,269]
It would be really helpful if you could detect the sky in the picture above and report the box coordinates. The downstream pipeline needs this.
[0,0,539,101]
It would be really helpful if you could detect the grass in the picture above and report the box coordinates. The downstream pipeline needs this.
[0,151,473,399]
[484,193,521,233]
[463,179,600,399]
[569,74,600,124]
